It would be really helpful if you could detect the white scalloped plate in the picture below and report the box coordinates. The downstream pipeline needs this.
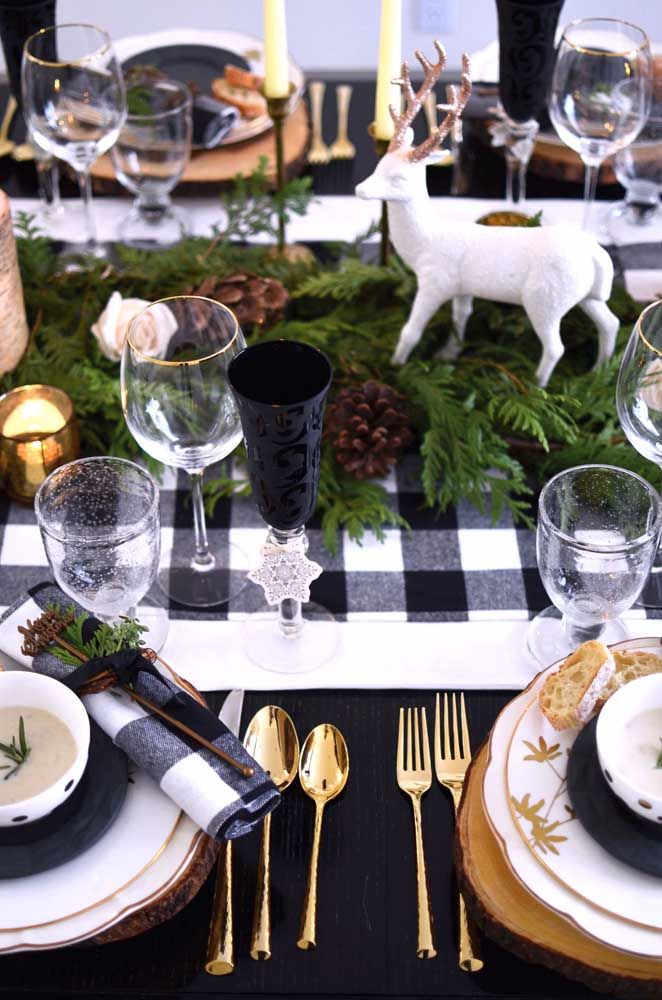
[484,636,662,958]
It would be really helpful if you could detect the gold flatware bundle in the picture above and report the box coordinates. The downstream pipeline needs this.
[330,85,355,160]
[434,693,483,972]
[243,706,299,961]
[0,95,16,158]
[307,81,331,164]
[422,92,453,168]
[297,723,349,950]
[397,706,437,959]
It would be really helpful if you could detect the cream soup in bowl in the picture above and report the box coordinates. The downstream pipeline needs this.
[0,672,89,826]
[597,673,662,823]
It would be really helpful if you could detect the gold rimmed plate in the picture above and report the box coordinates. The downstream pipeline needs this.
[482,636,662,958]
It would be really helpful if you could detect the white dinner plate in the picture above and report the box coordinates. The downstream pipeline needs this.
[114,28,304,147]
[483,636,662,958]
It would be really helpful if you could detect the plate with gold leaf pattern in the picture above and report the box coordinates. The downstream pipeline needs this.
[483,635,662,958]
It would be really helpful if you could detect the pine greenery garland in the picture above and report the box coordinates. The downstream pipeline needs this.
[2,186,656,554]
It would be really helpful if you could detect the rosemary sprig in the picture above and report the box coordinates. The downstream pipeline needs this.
[0,716,31,780]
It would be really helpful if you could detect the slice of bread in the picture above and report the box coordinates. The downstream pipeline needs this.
[211,78,267,119]
[538,640,615,731]
[595,649,662,709]
[224,64,263,91]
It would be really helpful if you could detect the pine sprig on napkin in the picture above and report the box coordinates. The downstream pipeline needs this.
[46,604,147,667]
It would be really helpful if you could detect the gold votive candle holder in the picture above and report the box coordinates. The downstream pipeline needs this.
[0,384,79,504]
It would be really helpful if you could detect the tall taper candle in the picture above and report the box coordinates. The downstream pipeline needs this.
[374,0,402,140]
[264,0,289,98]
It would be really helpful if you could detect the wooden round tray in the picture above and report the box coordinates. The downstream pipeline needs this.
[456,743,662,998]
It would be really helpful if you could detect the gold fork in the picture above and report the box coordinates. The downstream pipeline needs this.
[396,706,437,959]
[330,85,355,159]
[434,693,484,973]
[307,81,331,165]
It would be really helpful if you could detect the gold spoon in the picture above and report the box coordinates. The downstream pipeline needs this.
[244,706,299,961]
[0,95,17,158]
[297,723,349,950]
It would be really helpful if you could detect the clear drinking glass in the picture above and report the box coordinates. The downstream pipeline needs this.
[616,300,662,607]
[121,296,246,608]
[111,76,192,247]
[607,111,662,242]
[528,464,661,666]
[35,457,164,643]
[549,18,652,233]
[22,23,126,257]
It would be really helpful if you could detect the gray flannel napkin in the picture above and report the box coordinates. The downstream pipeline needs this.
[0,584,280,840]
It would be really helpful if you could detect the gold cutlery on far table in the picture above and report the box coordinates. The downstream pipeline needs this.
[243,706,299,961]
[307,81,331,165]
[397,706,437,959]
[0,95,16,158]
[434,693,484,973]
[297,723,349,950]
[330,85,355,160]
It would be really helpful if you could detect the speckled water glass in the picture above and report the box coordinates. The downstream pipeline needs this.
[528,464,662,667]
[35,457,160,622]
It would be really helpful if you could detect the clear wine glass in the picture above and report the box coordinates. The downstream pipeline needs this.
[35,457,166,646]
[607,110,662,243]
[527,464,661,667]
[549,18,652,233]
[121,296,246,608]
[616,299,662,607]
[22,23,126,258]
[111,74,192,247]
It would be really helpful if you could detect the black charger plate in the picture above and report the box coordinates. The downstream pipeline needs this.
[0,721,128,879]
[123,42,249,94]
[567,716,662,877]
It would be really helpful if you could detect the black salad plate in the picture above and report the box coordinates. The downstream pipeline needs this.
[122,43,249,97]
[567,716,662,877]
[0,721,128,879]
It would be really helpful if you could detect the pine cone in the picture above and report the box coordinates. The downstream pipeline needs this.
[326,380,414,480]
[191,272,288,329]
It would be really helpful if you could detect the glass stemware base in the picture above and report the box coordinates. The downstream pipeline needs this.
[606,199,662,245]
[527,605,629,668]
[157,540,246,608]
[118,202,188,248]
[242,601,340,674]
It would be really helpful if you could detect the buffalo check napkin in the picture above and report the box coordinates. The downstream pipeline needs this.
[0,583,280,840]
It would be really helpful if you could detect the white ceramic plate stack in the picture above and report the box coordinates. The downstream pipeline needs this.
[483,636,662,961]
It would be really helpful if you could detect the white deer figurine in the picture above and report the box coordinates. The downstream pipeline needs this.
[355,42,620,387]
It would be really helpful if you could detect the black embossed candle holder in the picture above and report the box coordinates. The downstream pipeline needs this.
[228,340,338,674]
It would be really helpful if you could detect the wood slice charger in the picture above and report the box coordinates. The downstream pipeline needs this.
[456,742,662,997]
[92,679,218,945]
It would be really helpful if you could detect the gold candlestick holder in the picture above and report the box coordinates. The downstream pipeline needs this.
[368,124,390,266]
[261,83,296,256]
[0,384,79,504]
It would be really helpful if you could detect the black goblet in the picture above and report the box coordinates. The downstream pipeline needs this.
[493,0,565,203]
[228,339,336,673]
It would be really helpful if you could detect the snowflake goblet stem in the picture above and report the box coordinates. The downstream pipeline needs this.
[228,340,337,674]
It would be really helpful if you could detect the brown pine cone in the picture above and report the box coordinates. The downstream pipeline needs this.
[191,272,288,329]
[326,380,414,480]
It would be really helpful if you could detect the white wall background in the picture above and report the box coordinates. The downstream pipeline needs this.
[9,0,662,73]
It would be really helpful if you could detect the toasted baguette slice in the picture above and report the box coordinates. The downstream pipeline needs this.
[211,77,267,118]
[224,64,263,91]
[594,649,662,709]
[538,640,615,731]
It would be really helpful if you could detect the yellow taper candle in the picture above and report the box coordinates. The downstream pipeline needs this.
[264,0,289,98]
[374,0,402,140]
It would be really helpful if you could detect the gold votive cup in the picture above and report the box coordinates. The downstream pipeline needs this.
[0,384,79,504]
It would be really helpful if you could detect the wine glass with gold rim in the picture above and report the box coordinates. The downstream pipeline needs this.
[120,296,246,608]
[22,23,126,258]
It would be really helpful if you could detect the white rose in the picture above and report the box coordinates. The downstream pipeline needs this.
[91,293,177,362]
